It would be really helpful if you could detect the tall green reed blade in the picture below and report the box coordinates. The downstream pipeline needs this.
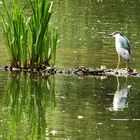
[50,28,58,65]
[28,0,37,66]
[43,28,58,66]
[36,1,52,61]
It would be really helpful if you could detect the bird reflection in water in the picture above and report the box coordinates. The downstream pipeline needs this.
[113,76,131,111]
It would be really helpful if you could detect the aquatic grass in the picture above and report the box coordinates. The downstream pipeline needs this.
[1,0,58,69]
[1,0,28,68]
[43,28,58,66]
[29,0,58,67]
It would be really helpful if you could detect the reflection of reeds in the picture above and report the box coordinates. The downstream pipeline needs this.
[4,72,55,139]
[1,0,58,69]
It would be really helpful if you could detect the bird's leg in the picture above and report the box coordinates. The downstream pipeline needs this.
[125,62,129,70]
[116,55,120,71]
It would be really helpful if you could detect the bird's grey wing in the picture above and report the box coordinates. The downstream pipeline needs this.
[120,35,131,55]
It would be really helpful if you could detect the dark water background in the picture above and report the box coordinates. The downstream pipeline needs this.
[0,0,140,139]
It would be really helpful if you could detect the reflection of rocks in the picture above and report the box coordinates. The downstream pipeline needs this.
[113,85,131,111]
[0,65,139,77]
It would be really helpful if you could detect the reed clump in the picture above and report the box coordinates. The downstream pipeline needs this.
[1,0,58,70]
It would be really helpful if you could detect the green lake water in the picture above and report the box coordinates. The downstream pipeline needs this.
[0,0,140,139]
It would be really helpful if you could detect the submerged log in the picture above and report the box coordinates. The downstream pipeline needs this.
[0,65,139,77]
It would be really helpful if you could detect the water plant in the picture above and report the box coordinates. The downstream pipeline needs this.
[1,0,58,69]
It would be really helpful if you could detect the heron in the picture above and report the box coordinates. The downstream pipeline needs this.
[109,31,131,71]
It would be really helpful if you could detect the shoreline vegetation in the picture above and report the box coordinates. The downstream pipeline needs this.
[1,0,58,69]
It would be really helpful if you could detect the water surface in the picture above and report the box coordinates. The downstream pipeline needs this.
[0,0,140,139]
[0,73,140,139]
[52,0,140,70]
